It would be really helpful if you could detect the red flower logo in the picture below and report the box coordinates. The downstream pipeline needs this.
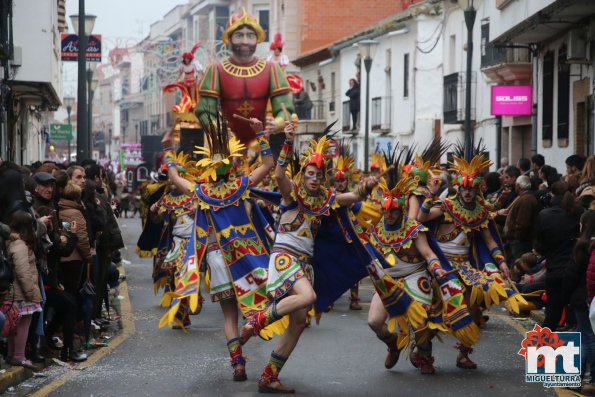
[518,324,565,368]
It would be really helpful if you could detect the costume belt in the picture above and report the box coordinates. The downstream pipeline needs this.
[444,253,469,262]
[207,242,220,253]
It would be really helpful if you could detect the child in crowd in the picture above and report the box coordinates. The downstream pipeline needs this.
[6,210,42,370]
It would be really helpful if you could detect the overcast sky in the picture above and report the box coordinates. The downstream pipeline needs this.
[63,0,183,97]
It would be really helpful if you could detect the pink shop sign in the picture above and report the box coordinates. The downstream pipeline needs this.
[491,85,532,116]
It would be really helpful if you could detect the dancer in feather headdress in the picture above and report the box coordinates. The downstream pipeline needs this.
[155,153,201,329]
[161,111,281,382]
[366,150,451,374]
[418,141,526,369]
[238,121,383,393]
[403,138,450,220]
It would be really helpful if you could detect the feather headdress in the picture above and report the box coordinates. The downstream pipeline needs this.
[299,120,339,172]
[402,138,449,185]
[450,139,491,187]
[333,141,354,182]
[379,145,417,210]
[193,110,245,182]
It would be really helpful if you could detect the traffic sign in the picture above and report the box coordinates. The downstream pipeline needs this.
[50,124,73,141]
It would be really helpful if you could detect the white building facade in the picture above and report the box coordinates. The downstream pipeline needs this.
[293,0,595,172]
[5,0,64,164]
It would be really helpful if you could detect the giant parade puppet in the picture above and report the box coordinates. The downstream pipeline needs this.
[196,7,295,156]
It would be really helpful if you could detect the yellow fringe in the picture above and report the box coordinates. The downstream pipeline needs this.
[387,317,398,334]
[504,293,528,315]
[406,300,428,329]
[159,301,181,328]
[159,292,173,308]
[204,269,211,293]
[452,322,481,347]
[258,315,290,341]
[427,321,449,333]
[152,278,167,295]
[136,246,158,259]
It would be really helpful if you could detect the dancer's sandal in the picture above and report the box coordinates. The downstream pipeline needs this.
[258,378,295,394]
[233,364,247,381]
[456,354,477,369]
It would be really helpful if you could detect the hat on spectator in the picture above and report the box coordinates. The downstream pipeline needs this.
[33,172,56,185]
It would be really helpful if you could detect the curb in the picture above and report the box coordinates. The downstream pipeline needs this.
[0,364,38,394]
[0,264,135,396]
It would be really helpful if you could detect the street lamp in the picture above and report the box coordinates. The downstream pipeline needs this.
[463,0,477,161]
[70,8,97,162]
[357,39,379,173]
[64,96,75,162]
[87,62,98,157]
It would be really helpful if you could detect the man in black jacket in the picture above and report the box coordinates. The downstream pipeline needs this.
[85,164,124,321]
[32,172,87,362]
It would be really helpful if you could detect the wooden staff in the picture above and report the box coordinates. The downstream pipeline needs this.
[233,113,252,123]
[506,275,521,294]
[442,269,459,277]
[280,102,290,121]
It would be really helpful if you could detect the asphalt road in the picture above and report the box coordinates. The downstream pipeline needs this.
[44,217,555,397]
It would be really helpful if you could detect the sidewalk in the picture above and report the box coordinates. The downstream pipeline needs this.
[0,265,134,395]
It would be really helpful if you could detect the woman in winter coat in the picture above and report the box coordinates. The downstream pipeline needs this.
[6,210,42,370]
[58,181,92,296]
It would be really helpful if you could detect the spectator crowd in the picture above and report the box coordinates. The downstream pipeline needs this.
[459,153,595,381]
[0,158,126,370]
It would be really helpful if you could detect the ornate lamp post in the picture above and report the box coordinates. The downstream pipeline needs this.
[64,96,75,162]
[70,9,96,161]
[87,62,98,157]
[463,0,476,160]
[357,39,379,173]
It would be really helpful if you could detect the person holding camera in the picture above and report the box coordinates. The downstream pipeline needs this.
[32,172,85,362]
[59,181,94,355]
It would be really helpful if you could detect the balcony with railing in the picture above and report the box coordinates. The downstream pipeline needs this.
[443,72,476,125]
[342,100,351,132]
[296,99,327,135]
[371,96,392,133]
[481,46,532,84]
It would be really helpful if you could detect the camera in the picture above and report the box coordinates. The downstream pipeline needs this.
[62,221,71,231]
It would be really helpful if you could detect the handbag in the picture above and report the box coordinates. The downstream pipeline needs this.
[0,299,21,337]
[79,262,96,297]
[0,248,14,292]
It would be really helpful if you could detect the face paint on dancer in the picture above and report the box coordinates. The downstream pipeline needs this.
[303,165,324,194]
[334,178,348,193]
[459,186,477,205]
[384,208,402,226]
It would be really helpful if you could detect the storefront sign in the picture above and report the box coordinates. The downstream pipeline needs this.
[491,85,532,116]
[61,34,102,62]
[50,124,73,141]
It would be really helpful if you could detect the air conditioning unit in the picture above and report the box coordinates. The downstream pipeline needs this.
[567,29,589,64]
